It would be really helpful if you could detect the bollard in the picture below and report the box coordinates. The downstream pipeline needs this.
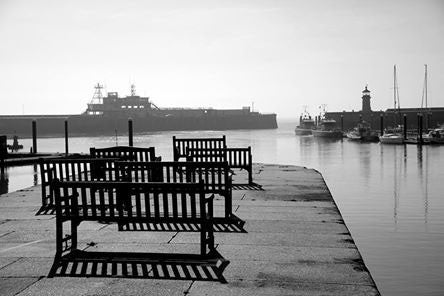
[32,120,37,154]
[380,114,384,136]
[403,114,407,140]
[128,118,133,147]
[340,115,344,131]
[64,120,69,156]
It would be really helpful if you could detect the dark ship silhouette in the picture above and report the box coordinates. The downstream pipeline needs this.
[0,84,277,137]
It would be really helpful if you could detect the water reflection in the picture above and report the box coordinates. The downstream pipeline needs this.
[393,145,400,227]
[417,145,429,225]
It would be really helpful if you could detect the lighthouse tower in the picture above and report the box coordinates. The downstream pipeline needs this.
[361,85,372,113]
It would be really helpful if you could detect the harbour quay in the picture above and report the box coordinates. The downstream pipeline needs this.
[0,163,379,295]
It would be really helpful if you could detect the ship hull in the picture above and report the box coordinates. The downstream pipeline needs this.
[0,113,278,138]
[294,128,312,135]
[312,130,343,138]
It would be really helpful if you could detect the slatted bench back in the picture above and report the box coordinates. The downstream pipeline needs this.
[115,161,231,195]
[173,136,226,161]
[187,147,253,184]
[53,180,207,221]
[90,146,157,162]
[39,158,118,208]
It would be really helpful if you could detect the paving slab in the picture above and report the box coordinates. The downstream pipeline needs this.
[0,163,380,295]
[0,278,41,296]
[16,277,192,296]
[189,280,379,296]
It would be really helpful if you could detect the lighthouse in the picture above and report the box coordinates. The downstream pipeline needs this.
[362,85,372,113]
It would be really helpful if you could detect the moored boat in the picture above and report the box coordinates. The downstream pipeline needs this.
[346,121,379,142]
[423,126,444,144]
[312,119,343,138]
[379,132,404,144]
[295,112,315,135]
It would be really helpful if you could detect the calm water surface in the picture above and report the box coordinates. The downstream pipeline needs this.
[1,120,443,296]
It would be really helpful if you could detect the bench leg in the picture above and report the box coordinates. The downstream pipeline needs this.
[225,193,232,219]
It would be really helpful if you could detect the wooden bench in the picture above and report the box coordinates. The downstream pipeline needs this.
[115,161,233,219]
[49,180,222,278]
[186,147,253,184]
[173,136,226,161]
[90,146,160,162]
[39,158,118,211]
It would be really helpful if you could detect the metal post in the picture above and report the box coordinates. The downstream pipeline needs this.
[64,120,69,156]
[0,135,6,175]
[32,120,37,154]
[403,114,407,140]
[380,114,384,136]
[128,118,133,147]
[419,114,423,145]
[416,113,420,138]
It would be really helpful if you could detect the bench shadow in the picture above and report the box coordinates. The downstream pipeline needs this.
[232,182,264,191]
[36,205,56,215]
[118,215,247,233]
[48,249,229,283]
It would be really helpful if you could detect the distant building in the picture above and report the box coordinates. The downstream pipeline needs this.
[325,86,444,130]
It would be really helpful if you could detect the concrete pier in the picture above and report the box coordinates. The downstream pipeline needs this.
[0,164,380,295]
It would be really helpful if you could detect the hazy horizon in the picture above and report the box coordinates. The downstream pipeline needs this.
[1,0,443,119]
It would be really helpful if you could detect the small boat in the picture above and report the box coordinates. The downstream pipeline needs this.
[312,119,343,138]
[346,121,379,142]
[295,113,315,135]
[423,126,444,144]
[380,132,404,144]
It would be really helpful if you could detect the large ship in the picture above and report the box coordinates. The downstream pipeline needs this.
[0,84,277,137]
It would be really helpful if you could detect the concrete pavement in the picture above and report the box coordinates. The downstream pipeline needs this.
[0,164,380,295]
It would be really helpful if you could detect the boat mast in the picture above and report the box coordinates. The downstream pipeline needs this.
[393,65,401,126]
[420,64,429,130]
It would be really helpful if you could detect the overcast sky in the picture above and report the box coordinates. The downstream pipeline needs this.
[0,0,443,119]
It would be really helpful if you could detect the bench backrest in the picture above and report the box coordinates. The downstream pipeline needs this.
[90,146,157,162]
[115,161,231,195]
[39,158,118,207]
[173,136,226,161]
[53,180,207,221]
[187,147,252,169]
[186,147,253,184]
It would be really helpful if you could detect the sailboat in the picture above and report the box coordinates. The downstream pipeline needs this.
[418,65,443,144]
[380,65,404,144]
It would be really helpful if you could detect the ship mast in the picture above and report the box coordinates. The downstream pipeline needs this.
[91,83,104,104]
[86,83,104,115]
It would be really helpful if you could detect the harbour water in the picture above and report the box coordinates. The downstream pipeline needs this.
[1,120,444,295]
